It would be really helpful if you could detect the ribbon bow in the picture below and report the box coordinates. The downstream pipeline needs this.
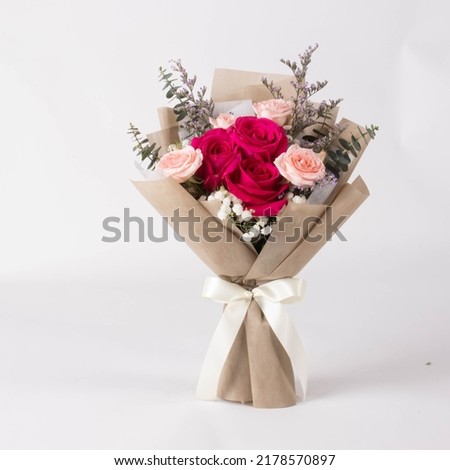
[196,277,308,401]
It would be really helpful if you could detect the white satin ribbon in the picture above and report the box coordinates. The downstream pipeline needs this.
[196,277,308,401]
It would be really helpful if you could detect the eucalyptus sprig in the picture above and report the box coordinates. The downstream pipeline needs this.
[159,60,215,138]
[325,124,379,174]
[127,123,161,170]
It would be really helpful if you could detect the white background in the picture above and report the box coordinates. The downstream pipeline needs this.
[1,0,449,450]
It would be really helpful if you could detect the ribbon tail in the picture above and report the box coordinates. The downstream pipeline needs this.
[256,298,308,400]
[195,298,251,400]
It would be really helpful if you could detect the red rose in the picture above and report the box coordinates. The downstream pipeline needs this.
[225,159,289,216]
[233,116,288,161]
[191,128,241,191]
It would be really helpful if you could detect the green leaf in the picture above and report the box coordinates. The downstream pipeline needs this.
[367,127,375,139]
[313,129,327,137]
[337,162,348,172]
[160,73,173,81]
[349,146,357,158]
[335,150,351,165]
[327,149,337,159]
[166,89,175,99]
[351,135,361,151]
[338,138,351,150]
[325,159,340,174]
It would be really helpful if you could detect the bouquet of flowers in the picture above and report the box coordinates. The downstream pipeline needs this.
[130,44,377,408]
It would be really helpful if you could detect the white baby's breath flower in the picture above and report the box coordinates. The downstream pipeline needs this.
[207,194,215,201]
[233,203,243,216]
[222,203,232,214]
[286,191,294,200]
[248,230,259,239]
[261,226,272,236]
[257,217,268,226]
[293,195,307,204]
[222,196,231,207]
[198,195,207,202]
[217,209,228,221]
[241,210,253,221]
[242,233,253,242]
[214,191,225,201]
[166,143,178,152]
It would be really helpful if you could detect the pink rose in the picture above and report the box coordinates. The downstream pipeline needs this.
[157,146,203,183]
[253,99,294,127]
[233,116,288,162]
[274,144,325,187]
[209,113,236,129]
[225,159,289,216]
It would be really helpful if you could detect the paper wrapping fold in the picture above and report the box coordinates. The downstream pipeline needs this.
[133,177,256,278]
[133,67,372,408]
